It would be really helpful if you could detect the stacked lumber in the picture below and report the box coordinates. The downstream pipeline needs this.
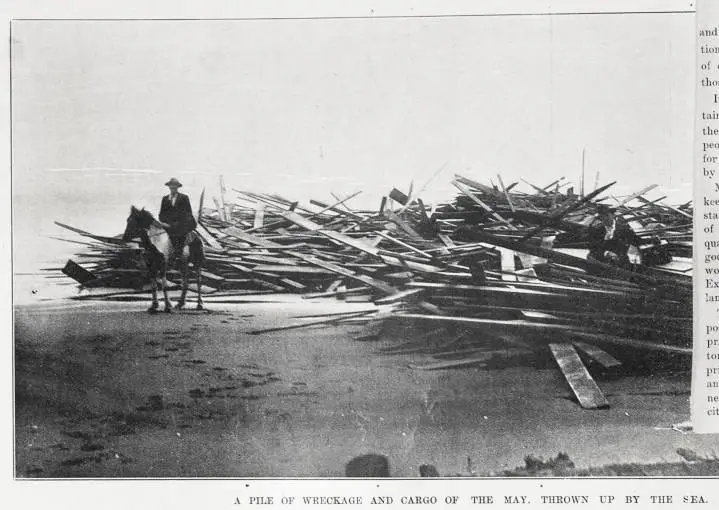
[51,174,693,409]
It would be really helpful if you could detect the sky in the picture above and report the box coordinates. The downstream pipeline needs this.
[11,14,694,274]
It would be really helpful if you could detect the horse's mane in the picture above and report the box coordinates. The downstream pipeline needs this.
[131,206,159,228]
[138,209,155,222]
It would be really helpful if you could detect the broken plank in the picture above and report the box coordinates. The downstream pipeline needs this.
[410,355,491,370]
[549,343,609,409]
[409,348,532,370]
[573,341,622,369]
[389,188,409,206]
[54,222,126,245]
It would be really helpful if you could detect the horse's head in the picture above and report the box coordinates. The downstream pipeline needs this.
[122,206,155,242]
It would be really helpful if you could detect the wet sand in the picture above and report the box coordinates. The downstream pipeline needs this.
[14,298,719,478]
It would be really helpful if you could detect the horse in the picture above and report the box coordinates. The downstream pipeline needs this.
[122,206,206,313]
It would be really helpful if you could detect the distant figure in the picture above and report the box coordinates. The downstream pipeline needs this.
[419,464,440,477]
[587,205,638,267]
[345,454,390,477]
[466,257,487,285]
[159,177,197,256]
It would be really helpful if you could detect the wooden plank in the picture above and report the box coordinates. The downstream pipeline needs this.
[497,174,515,212]
[453,226,686,288]
[432,347,494,359]
[309,192,365,221]
[283,211,380,256]
[376,231,433,259]
[410,355,491,370]
[301,287,370,299]
[223,227,283,248]
[410,349,529,370]
[377,254,444,273]
[497,248,517,282]
[200,270,226,282]
[438,234,456,248]
[374,288,425,305]
[326,279,343,292]
[196,188,205,223]
[451,180,515,227]
[518,180,617,242]
[61,260,98,284]
[454,174,502,197]
[549,343,609,409]
[243,255,299,265]
[194,222,224,251]
[213,197,226,222]
[248,310,377,335]
[287,251,397,294]
[395,313,575,331]
[278,277,307,290]
[250,264,336,275]
[250,279,286,292]
[573,342,622,369]
[573,331,692,355]
[54,222,126,245]
[521,179,551,195]
[383,211,424,239]
[379,196,387,214]
[389,188,409,206]
[253,204,266,229]
[615,184,658,207]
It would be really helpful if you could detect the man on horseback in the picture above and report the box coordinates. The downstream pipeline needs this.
[158,177,197,259]
[120,177,206,313]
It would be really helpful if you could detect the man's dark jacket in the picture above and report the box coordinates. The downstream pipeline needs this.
[159,193,197,238]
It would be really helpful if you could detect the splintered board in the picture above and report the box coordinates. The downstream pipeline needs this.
[549,343,609,409]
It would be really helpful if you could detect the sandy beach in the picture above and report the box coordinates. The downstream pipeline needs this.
[12,296,719,478]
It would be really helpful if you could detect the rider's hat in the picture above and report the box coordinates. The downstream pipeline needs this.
[164,177,183,187]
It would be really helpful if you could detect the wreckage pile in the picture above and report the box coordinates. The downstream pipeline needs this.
[53,174,693,409]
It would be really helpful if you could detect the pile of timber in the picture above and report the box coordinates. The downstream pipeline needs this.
[52,175,693,409]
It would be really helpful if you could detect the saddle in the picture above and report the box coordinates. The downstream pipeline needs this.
[168,230,203,264]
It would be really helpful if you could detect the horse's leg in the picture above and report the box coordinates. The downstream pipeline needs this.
[196,258,204,311]
[148,272,159,313]
[176,254,188,310]
[162,262,173,313]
